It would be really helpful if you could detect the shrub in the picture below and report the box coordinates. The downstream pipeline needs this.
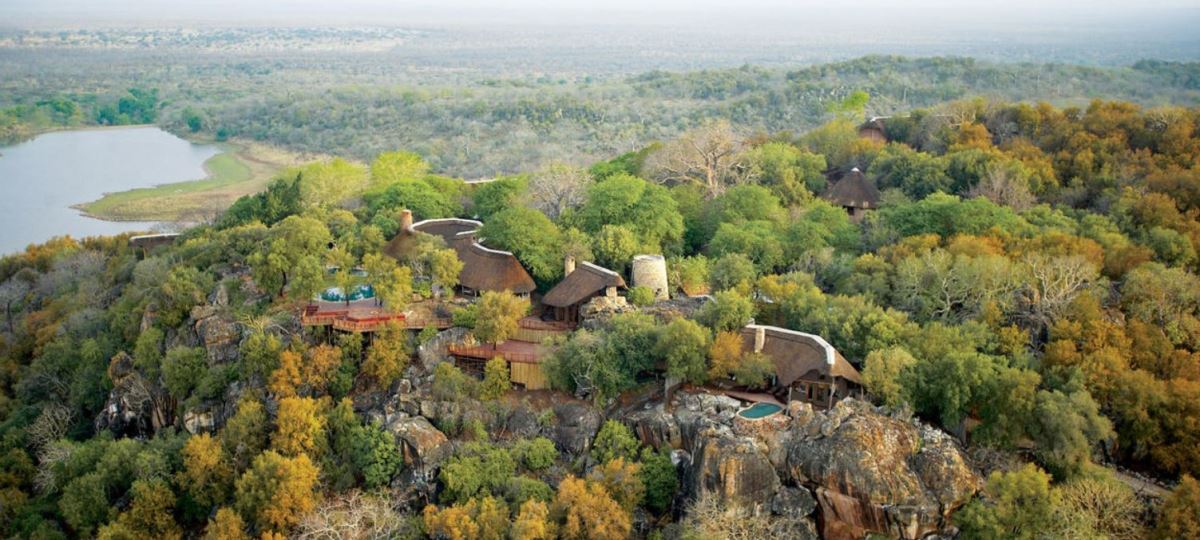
[432,362,478,401]
[480,357,511,400]
[591,420,639,464]
[626,286,656,307]
[513,437,558,471]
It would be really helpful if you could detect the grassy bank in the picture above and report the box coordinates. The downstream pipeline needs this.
[77,140,304,222]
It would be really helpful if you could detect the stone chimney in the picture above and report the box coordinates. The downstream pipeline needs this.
[564,254,576,276]
[753,326,766,353]
[400,209,414,232]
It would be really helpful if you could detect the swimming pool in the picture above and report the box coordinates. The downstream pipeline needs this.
[319,284,376,302]
[738,402,783,419]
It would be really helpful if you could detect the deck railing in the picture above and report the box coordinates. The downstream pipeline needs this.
[448,344,540,364]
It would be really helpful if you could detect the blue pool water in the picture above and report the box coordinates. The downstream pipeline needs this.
[739,402,783,419]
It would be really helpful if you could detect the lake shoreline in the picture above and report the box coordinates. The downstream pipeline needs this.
[73,136,306,223]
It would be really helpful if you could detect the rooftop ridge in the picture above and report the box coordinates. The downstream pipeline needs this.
[746,324,836,366]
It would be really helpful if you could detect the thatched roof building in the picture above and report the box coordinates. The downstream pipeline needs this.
[823,168,881,221]
[738,324,862,407]
[544,261,624,307]
[383,210,535,296]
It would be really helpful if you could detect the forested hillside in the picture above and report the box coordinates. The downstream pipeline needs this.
[1,94,1199,538]
[3,50,1199,176]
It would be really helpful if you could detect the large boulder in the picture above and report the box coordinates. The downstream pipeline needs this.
[785,399,979,540]
[551,402,602,455]
[627,403,682,450]
[386,415,451,483]
[192,308,240,364]
[687,426,781,504]
[95,351,171,437]
[418,327,471,372]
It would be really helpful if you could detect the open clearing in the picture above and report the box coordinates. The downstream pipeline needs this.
[77,139,309,222]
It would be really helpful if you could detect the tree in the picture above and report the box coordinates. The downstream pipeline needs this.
[708,220,784,273]
[473,176,526,219]
[1155,475,1200,540]
[1054,476,1145,540]
[351,421,403,490]
[97,479,182,540]
[551,476,631,540]
[427,247,463,298]
[362,322,410,388]
[731,352,774,389]
[438,443,516,504]
[592,225,641,273]
[644,119,751,198]
[1016,254,1099,335]
[639,447,679,514]
[473,291,529,345]
[478,207,564,282]
[745,142,826,206]
[178,433,233,510]
[268,350,303,398]
[221,397,269,472]
[587,458,644,511]
[432,362,479,401]
[369,151,430,190]
[239,331,282,383]
[526,163,589,219]
[203,508,249,540]
[572,173,684,253]
[626,286,656,307]
[591,420,639,464]
[511,500,556,540]
[234,451,320,534]
[708,330,744,382]
[655,318,711,384]
[480,357,511,400]
[708,253,756,293]
[862,347,916,407]
[512,437,558,471]
[696,289,754,332]
[955,464,1059,540]
[162,346,206,402]
[1028,388,1113,479]
[362,253,412,311]
[249,215,331,300]
[272,396,326,458]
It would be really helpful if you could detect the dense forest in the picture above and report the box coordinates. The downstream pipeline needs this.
[1,91,1200,538]
[2,47,1199,176]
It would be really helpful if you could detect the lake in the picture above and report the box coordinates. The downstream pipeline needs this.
[0,126,221,255]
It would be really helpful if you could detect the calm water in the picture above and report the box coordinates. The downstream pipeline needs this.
[0,127,221,255]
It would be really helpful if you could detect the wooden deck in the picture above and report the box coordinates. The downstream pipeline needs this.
[301,303,452,332]
[448,340,547,364]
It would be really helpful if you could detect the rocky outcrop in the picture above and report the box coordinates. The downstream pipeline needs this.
[785,399,979,540]
[579,295,633,329]
[686,426,780,504]
[96,351,172,437]
[417,327,471,372]
[191,306,241,364]
[551,402,602,455]
[386,415,450,482]
[630,391,977,540]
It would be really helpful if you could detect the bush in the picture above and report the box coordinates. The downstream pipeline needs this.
[639,447,679,514]
[432,362,478,401]
[480,357,511,400]
[513,437,558,471]
[504,476,555,508]
[438,443,516,504]
[626,286,656,307]
[591,420,639,464]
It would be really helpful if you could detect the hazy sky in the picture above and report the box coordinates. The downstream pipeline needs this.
[3,0,1198,31]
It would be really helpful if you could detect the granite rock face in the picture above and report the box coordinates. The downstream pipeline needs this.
[385,415,451,482]
[551,402,602,455]
[785,399,980,540]
[628,392,978,540]
[417,327,471,371]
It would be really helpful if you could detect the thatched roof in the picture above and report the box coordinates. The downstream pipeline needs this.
[451,235,536,295]
[823,168,881,210]
[382,218,482,260]
[739,325,862,386]
[382,215,534,294]
[542,262,626,308]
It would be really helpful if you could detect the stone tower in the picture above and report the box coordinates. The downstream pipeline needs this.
[631,254,669,301]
